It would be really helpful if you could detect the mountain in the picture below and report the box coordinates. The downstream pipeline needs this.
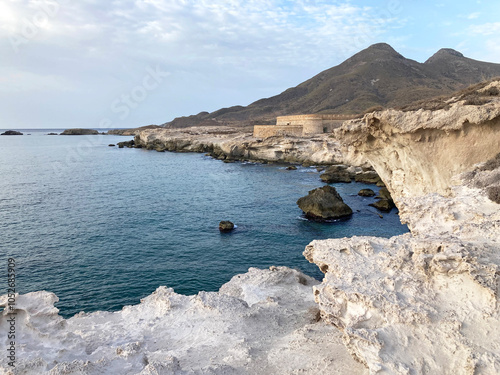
[163,43,500,128]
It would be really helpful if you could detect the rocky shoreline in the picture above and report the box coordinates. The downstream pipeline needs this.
[119,125,358,167]
[1,80,499,374]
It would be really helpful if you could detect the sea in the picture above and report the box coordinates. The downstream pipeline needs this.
[0,129,409,318]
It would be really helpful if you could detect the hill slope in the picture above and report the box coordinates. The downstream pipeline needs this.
[164,43,500,128]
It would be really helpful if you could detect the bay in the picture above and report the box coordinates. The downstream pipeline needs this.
[0,129,408,317]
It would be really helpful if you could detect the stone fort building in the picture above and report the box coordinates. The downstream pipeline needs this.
[253,114,360,138]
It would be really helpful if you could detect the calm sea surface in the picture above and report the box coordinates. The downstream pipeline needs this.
[0,129,408,317]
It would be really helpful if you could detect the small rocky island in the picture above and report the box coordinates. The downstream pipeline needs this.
[60,128,99,135]
[297,186,353,221]
[1,130,23,135]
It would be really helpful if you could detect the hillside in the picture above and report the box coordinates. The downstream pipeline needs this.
[164,43,500,128]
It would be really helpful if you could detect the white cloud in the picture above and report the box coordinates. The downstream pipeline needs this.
[0,0,406,127]
[468,22,500,36]
[467,12,481,19]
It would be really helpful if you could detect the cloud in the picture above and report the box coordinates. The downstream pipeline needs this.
[0,0,406,127]
[467,12,481,19]
[468,22,500,36]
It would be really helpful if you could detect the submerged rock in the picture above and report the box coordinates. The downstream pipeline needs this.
[1,130,23,135]
[297,186,352,221]
[286,166,298,170]
[219,220,235,232]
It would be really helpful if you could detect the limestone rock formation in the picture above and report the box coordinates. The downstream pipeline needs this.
[131,126,353,166]
[1,130,23,135]
[305,80,500,374]
[60,128,99,135]
[297,186,353,221]
[0,267,366,375]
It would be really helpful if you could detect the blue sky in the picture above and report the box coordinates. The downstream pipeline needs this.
[1,0,499,129]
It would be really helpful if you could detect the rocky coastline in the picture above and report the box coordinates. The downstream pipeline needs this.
[123,125,355,167]
[305,80,500,374]
[1,80,499,374]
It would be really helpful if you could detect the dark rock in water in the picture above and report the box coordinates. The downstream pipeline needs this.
[376,187,393,201]
[320,165,351,183]
[297,185,353,221]
[223,159,236,163]
[376,180,386,187]
[60,128,99,135]
[117,140,135,148]
[358,189,376,197]
[47,133,59,135]
[108,144,115,147]
[355,171,382,185]
[219,221,235,232]
[1,130,23,135]
[286,166,298,170]
[370,187,395,212]
[369,199,394,212]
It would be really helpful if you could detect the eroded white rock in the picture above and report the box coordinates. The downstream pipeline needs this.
[305,91,500,374]
[0,267,366,375]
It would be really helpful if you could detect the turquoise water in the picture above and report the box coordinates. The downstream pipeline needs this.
[0,129,408,317]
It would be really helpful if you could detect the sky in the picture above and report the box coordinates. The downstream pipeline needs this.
[1,0,500,129]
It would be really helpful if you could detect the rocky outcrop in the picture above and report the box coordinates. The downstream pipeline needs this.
[304,81,500,374]
[358,188,375,197]
[297,186,353,221]
[320,165,352,183]
[0,267,366,374]
[117,140,136,148]
[131,126,354,166]
[219,220,235,232]
[60,128,99,135]
[1,130,23,135]
[354,170,382,185]
[107,125,162,136]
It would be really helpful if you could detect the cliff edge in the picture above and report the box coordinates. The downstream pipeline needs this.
[305,79,500,374]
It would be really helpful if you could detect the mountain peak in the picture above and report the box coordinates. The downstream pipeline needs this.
[344,43,404,65]
[366,43,399,52]
[425,48,465,64]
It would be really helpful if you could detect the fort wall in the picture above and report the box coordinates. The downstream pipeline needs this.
[253,125,303,138]
[254,114,361,138]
